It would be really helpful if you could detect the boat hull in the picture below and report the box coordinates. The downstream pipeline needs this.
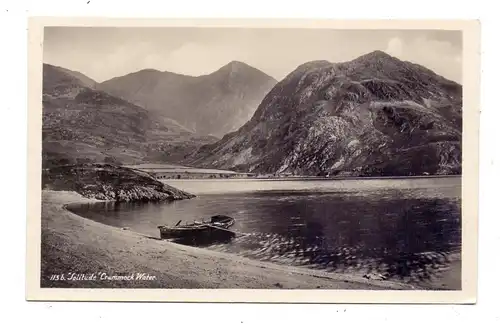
[158,214,236,245]
[210,215,235,228]
[159,224,235,240]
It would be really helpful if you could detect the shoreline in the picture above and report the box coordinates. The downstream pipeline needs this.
[160,175,461,182]
[122,164,461,181]
[41,190,420,290]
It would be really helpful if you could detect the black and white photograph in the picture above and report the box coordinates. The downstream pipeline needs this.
[26,19,479,302]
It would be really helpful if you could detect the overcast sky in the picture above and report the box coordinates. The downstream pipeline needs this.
[44,27,462,83]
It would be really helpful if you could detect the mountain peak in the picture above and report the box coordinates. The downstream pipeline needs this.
[365,50,393,58]
[98,59,277,138]
[227,60,247,67]
[139,68,162,73]
[133,68,163,76]
[352,50,401,64]
[212,61,276,83]
[190,52,462,176]
[217,60,252,74]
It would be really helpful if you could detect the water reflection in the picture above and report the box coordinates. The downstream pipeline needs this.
[68,179,461,286]
[171,235,235,247]
[204,193,461,284]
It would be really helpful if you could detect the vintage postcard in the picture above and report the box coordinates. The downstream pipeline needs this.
[26,18,480,303]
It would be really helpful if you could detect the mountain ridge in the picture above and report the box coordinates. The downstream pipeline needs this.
[43,63,98,89]
[188,50,462,176]
[98,61,278,137]
[42,63,217,167]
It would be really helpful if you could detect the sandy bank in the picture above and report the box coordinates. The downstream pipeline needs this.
[41,190,418,290]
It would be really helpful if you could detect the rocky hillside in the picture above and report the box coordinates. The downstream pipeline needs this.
[43,64,98,90]
[99,61,277,138]
[42,164,195,201]
[42,64,217,167]
[189,51,462,176]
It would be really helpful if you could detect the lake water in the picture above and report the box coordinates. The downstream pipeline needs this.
[69,177,461,286]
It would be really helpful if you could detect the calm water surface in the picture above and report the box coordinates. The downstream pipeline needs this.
[69,177,461,285]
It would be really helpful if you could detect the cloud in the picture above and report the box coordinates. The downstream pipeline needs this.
[384,35,462,83]
[385,38,404,57]
[43,28,462,83]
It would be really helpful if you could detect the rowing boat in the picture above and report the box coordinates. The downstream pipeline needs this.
[158,215,236,242]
